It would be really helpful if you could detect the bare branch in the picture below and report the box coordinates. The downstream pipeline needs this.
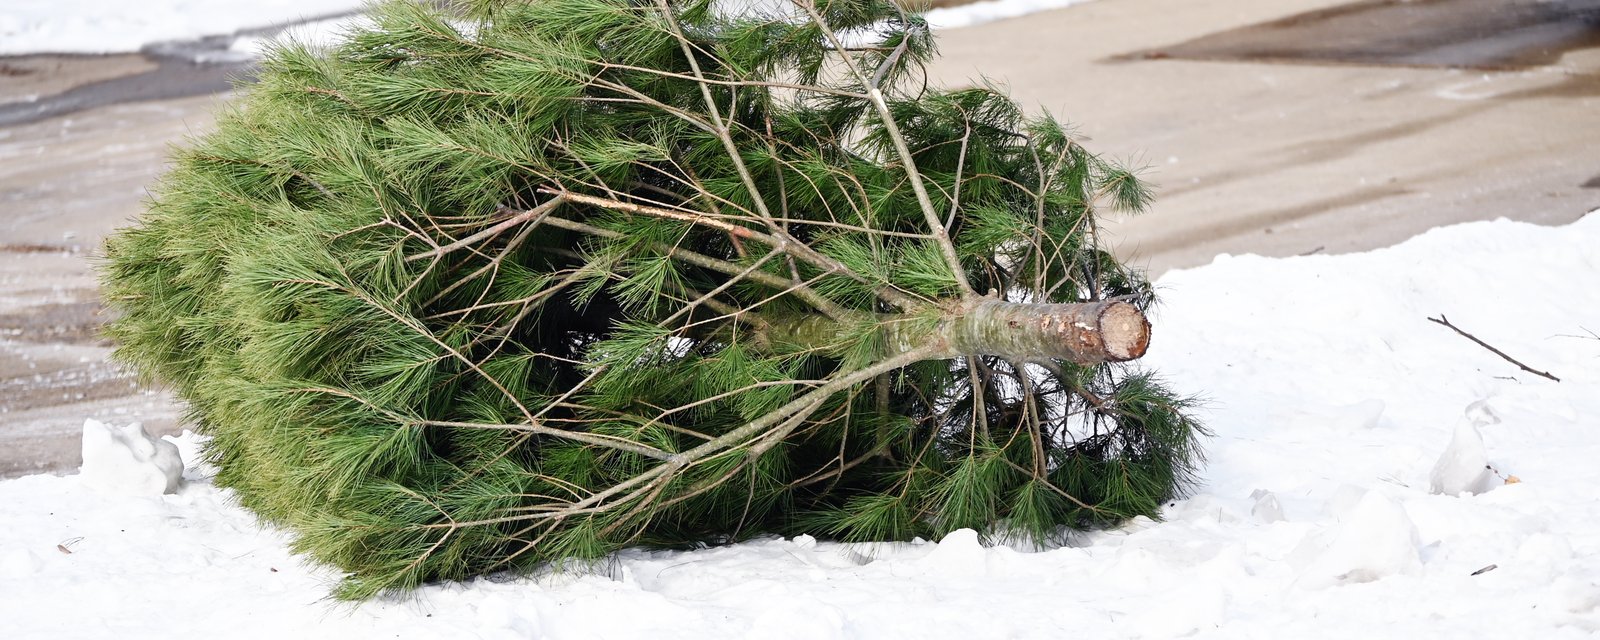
[407,196,566,262]
[538,190,922,312]
[537,212,853,319]
[1427,314,1560,382]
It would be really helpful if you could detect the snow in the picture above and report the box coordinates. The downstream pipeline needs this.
[224,0,1089,57]
[1429,423,1494,496]
[924,0,1094,30]
[225,15,374,59]
[78,418,183,496]
[0,0,366,55]
[4,213,1598,637]
[1,0,1088,57]
[1289,490,1422,590]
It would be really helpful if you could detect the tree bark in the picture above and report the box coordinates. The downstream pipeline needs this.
[760,299,1150,365]
[947,299,1150,363]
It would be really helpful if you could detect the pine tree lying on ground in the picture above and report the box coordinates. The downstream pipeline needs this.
[101,0,1205,598]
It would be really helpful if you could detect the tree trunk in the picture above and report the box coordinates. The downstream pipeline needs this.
[760,299,1150,365]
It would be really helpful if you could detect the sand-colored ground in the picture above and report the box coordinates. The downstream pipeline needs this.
[0,55,158,107]
[2,93,224,476]
[927,0,1599,272]
[2,0,1597,476]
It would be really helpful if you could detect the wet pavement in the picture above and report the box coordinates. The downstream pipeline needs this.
[1126,0,1600,69]
[0,8,363,127]
[0,52,250,128]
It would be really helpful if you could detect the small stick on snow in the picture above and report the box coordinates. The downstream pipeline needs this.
[1427,314,1560,382]
[1552,326,1599,341]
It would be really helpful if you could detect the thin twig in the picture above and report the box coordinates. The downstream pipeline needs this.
[420,421,673,460]
[1552,326,1599,341]
[866,87,977,297]
[1427,314,1560,382]
[538,192,920,312]
[406,196,564,262]
[792,0,974,296]
[537,213,853,319]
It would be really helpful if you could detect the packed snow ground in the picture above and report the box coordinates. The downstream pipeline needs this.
[1,0,1090,56]
[3,214,1597,638]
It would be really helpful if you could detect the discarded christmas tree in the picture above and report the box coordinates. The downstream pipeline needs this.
[101,0,1204,598]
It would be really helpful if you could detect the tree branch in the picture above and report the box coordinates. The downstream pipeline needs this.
[407,196,565,262]
[537,190,921,312]
[1427,314,1560,382]
[537,212,853,320]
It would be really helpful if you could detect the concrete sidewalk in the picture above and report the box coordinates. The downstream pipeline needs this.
[2,0,1597,476]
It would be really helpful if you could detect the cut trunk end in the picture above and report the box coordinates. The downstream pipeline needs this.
[1098,302,1151,361]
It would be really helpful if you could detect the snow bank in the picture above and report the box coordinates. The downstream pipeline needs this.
[225,14,374,59]
[2,0,1088,57]
[4,213,1599,638]
[0,0,366,55]
[924,0,1094,30]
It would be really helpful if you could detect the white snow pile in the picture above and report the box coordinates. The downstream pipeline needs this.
[225,14,376,60]
[923,0,1093,30]
[0,0,366,55]
[4,213,1599,639]
[223,0,1093,59]
[78,418,183,496]
[2,0,1090,57]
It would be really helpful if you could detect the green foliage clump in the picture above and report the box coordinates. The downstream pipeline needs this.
[101,0,1204,598]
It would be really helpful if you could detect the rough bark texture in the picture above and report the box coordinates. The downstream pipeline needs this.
[762,299,1150,364]
[950,299,1150,363]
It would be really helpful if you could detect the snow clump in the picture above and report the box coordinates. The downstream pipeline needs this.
[79,418,184,496]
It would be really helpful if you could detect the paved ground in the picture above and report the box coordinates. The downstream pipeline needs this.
[926,0,1599,272]
[1,93,222,476]
[2,0,1597,476]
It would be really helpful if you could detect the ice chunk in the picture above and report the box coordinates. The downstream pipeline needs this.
[1464,398,1501,427]
[919,528,988,576]
[1250,489,1286,523]
[1429,423,1493,496]
[80,418,184,496]
[1294,491,1422,589]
